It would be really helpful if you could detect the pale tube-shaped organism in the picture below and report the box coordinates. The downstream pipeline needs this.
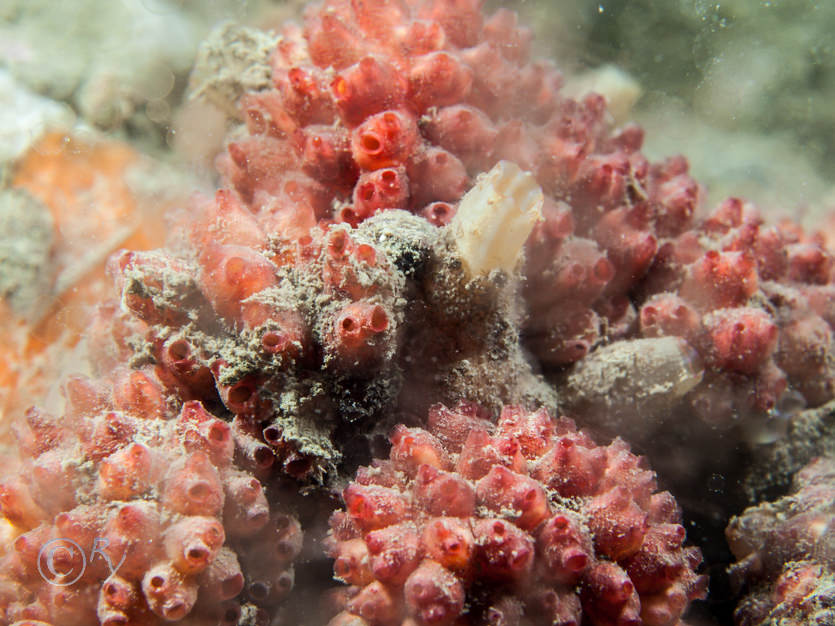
[450,160,543,277]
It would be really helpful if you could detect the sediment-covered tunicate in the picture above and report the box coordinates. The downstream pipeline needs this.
[727,456,835,626]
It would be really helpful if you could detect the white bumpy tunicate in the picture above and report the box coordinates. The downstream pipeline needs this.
[450,161,543,277]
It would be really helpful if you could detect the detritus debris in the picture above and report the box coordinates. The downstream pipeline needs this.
[0,188,55,317]
[189,22,278,118]
[744,399,835,502]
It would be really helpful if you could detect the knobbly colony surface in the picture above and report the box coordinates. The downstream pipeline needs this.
[0,1,834,626]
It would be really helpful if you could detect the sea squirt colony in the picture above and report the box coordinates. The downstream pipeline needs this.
[1,0,835,625]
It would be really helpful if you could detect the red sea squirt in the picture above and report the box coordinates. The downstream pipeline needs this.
[206,0,835,429]
[325,404,706,626]
[0,372,301,626]
[7,0,835,625]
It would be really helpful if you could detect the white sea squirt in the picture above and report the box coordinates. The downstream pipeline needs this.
[450,160,543,277]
